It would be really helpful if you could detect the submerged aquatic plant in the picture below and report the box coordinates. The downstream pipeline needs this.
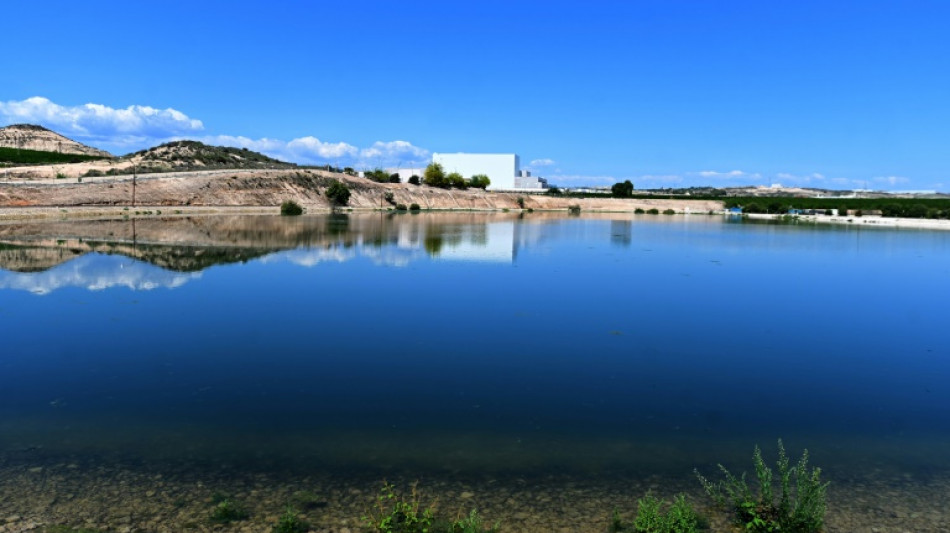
[609,493,698,533]
[448,508,499,533]
[362,482,436,533]
[272,506,310,533]
[209,497,250,522]
[695,439,829,533]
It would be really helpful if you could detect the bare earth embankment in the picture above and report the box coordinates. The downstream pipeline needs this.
[2,166,949,230]
[0,168,721,216]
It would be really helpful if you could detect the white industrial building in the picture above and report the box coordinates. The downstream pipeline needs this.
[431,153,547,191]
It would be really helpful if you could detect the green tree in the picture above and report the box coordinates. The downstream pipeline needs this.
[408,175,420,185]
[423,163,446,187]
[469,174,491,189]
[326,179,351,206]
[611,180,634,198]
[446,172,466,188]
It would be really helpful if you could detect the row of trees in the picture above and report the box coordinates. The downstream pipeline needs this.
[422,163,490,189]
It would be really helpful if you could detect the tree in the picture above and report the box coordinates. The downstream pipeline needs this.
[469,174,491,189]
[611,180,634,198]
[408,175,421,185]
[388,173,401,183]
[423,163,445,187]
[446,172,466,188]
[326,179,350,206]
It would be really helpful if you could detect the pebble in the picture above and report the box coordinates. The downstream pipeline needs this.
[460,491,474,499]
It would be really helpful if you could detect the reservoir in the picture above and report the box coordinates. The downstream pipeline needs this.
[0,212,948,532]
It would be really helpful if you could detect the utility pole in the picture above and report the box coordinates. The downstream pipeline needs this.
[131,163,137,207]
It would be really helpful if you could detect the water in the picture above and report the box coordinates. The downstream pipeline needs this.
[1,212,948,531]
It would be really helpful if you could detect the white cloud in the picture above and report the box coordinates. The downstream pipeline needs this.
[0,96,203,147]
[360,140,429,165]
[288,136,360,160]
[529,158,556,167]
[195,135,425,167]
[695,170,761,179]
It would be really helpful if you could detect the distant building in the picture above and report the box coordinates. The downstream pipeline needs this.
[431,153,547,191]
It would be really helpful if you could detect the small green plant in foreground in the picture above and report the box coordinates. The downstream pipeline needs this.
[273,506,310,533]
[610,492,698,533]
[363,482,436,533]
[695,440,828,533]
[209,498,250,523]
[448,508,499,533]
[280,200,304,216]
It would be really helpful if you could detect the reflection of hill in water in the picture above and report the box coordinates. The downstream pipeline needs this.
[0,213,549,276]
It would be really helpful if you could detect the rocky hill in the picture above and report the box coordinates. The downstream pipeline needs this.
[0,124,112,158]
[123,141,295,172]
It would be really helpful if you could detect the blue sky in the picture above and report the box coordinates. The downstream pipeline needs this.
[2,1,948,191]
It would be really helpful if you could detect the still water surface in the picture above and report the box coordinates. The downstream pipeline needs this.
[0,213,948,529]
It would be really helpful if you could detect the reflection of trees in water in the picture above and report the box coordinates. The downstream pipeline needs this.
[0,212,554,272]
[610,220,632,246]
[424,235,443,256]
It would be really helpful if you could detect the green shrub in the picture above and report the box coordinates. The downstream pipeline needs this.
[55,172,67,179]
[634,208,645,214]
[280,200,304,216]
[447,172,466,189]
[516,196,525,209]
[408,175,421,185]
[326,179,351,206]
[547,186,562,195]
[837,206,849,217]
[469,174,491,189]
[409,203,421,211]
[663,209,676,215]
[646,208,660,215]
[696,440,828,533]
[567,204,581,215]
[395,203,408,211]
[83,169,104,178]
[384,191,396,205]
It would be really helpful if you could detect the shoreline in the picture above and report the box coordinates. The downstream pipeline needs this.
[0,204,949,232]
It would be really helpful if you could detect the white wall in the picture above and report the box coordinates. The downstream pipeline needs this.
[431,153,518,190]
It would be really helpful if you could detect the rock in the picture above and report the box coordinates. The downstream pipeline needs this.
[460,491,474,499]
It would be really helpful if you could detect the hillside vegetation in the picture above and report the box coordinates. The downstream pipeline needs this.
[0,146,110,166]
[123,141,295,173]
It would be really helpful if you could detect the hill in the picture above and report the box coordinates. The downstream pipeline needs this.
[0,124,113,159]
[123,140,296,173]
